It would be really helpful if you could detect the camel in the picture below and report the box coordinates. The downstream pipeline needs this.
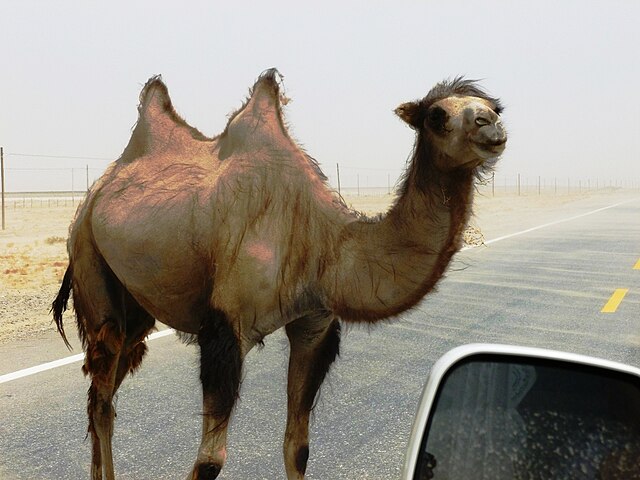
[52,68,506,480]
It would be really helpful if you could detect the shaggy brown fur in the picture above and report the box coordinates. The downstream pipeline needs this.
[52,68,506,480]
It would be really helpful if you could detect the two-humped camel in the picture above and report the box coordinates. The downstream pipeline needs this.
[52,69,506,480]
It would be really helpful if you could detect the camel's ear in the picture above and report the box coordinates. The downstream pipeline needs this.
[395,101,424,129]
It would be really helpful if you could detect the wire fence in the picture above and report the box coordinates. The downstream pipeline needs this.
[4,166,109,193]
[2,194,84,209]
[2,175,638,211]
[327,171,640,198]
[1,151,639,210]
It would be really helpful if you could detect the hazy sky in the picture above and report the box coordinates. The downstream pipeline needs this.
[1,1,638,191]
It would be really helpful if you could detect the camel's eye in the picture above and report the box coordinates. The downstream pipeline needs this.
[425,106,448,134]
[475,117,491,127]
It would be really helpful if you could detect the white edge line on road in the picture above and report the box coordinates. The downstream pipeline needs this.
[0,328,175,385]
[3,196,639,385]
[461,197,639,252]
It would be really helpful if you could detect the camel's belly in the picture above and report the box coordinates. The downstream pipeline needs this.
[108,251,210,334]
[93,228,297,338]
[89,176,317,338]
[91,233,207,334]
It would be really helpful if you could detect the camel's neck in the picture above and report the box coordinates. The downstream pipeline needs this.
[322,161,475,322]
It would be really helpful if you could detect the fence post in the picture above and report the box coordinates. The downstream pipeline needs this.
[1,147,5,230]
[336,163,341,196]
[492,172,495,197]
[517,173,521,196]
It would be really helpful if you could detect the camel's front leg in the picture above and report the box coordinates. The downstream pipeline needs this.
[284,315,341,479]
[190,308,243,480]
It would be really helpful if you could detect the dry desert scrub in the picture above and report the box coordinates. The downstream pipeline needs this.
[1,204,76,342]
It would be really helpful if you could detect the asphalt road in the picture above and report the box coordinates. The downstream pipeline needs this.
[1,196,639,479]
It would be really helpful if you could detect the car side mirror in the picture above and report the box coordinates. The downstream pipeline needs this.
[402,344,640,479]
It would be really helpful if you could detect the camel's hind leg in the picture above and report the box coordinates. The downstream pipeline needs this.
[283,314,341,479]
[72,253,154,480]
[84,319,124,480]
[88,296,154,480]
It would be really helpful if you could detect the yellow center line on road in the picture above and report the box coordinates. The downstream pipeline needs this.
[601,289,629,313]
[634,258,640,270]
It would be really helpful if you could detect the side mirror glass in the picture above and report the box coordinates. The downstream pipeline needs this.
[403,345,640,480]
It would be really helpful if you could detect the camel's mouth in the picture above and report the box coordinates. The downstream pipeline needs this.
[471,139,506,159]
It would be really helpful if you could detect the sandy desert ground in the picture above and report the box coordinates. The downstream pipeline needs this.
[1,187,636,344]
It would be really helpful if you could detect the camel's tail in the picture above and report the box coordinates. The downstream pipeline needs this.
[51,265,73,350]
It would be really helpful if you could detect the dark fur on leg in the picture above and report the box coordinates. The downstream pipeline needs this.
[284,317,341,478]
[198,308,242,429]
[196,462,222,480]
[295,445,310,476]
[300,320,341,412]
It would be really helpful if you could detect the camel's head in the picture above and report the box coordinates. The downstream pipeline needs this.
[395,78,506,171]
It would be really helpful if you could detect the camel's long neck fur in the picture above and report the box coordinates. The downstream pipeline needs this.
[323,143,476,322]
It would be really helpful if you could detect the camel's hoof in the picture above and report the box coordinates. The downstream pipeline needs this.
[195,462,222,480]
